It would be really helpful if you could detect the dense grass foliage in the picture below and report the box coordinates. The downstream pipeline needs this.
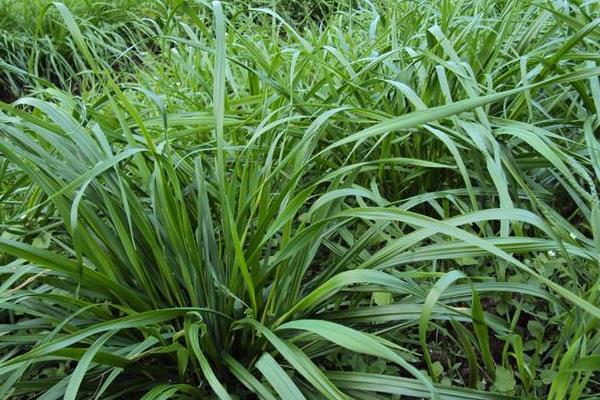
[0,0,164,100]
[1,0,600,398]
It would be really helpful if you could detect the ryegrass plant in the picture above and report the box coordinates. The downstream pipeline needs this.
[1,0,600,398]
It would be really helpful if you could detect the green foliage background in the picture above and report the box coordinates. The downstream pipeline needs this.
[1,0,599,398]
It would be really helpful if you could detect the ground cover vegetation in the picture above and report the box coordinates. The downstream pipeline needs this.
[1,0,600,398]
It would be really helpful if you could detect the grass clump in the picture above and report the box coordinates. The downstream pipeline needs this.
[1,0,600,399]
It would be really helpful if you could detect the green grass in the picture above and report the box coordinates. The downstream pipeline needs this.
[1,0,600,398]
